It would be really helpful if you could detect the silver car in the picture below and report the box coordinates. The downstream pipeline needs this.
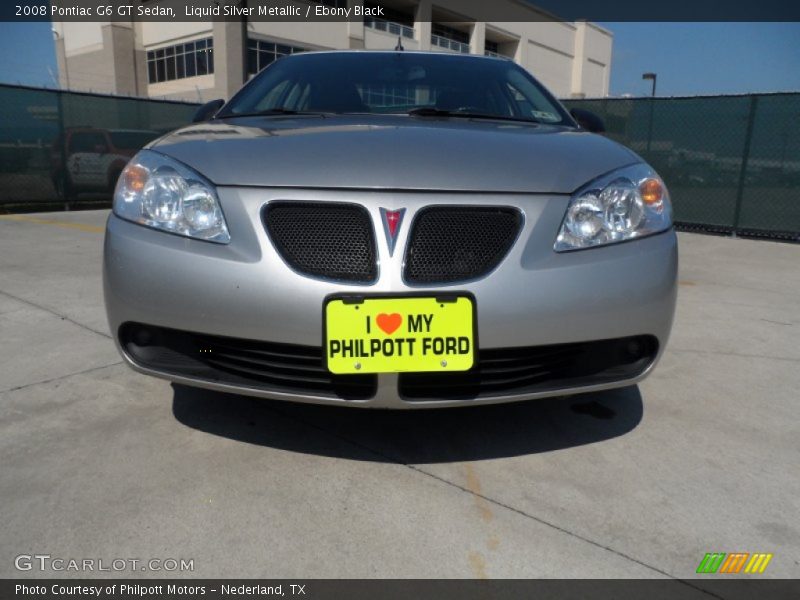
[104,51,677,408]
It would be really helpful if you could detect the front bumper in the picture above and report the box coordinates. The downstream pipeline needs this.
[103,187,678,408]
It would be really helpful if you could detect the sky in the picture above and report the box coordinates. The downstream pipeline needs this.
[0,22,61,88]
[601,22,800,97]
[0,21,799,97]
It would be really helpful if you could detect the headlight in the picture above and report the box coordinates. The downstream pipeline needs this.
[554,163,672,252]
[114,150,230,243]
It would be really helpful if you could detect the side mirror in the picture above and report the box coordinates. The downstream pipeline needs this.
[570,108,605,133]
[192,99,225,123]
[93,144,108,154]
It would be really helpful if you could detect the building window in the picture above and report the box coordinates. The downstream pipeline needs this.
[485,40,500,57]
[357,84,418,109]
[247,39,306,75]
[147,38,214,84]
[431,24,470,54]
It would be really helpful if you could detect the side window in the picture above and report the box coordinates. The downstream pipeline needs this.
[72,132,108,153]
[69,133,92,153]
[83,133,107,152]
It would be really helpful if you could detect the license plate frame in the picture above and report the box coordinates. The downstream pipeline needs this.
[323,293,477,375]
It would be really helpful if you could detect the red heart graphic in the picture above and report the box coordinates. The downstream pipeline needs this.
[376,313,402,335]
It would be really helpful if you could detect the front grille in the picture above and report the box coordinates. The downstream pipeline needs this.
[264,201,377,283]
[119,323,376,400]
[404,206,522,284]
[399,336,658,400]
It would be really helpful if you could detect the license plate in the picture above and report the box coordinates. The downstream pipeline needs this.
[324,295,476,375]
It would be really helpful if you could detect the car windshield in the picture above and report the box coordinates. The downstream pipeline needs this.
[218,52,572,125]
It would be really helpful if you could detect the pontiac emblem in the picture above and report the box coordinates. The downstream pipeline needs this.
[379,208,406,256]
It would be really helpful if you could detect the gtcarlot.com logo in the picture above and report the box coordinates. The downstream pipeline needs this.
[696,552,773,574]
[14,554,194,572]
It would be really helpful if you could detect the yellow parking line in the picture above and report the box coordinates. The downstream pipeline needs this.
[0,214,105,234]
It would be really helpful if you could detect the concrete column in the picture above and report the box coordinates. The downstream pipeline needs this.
[53,33,70,90]
[76,24,119,95]
[602,48,611,96]
[104,23,141,96]
[212,20,247,100]
[131,21,148,97]
[515,36,528,69]
[347,0,365,48]
[415,0,432,51]
[570,22,587,98]
[469,22,485,55]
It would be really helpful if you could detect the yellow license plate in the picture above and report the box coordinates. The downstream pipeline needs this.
[324,295,476,375]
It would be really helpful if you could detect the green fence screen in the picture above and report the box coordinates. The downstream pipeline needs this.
[563,93,800,240]
[1,84,798,240]
[0,83,198,210]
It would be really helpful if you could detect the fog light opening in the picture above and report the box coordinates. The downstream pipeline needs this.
[132,326,155,347]
[625,339,644,361]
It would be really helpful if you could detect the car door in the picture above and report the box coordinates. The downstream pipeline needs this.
[67,131,109,189]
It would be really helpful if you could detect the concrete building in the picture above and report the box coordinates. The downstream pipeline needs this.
[52,0,612,102]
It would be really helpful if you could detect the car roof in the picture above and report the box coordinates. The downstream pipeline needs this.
[284,49,511,63]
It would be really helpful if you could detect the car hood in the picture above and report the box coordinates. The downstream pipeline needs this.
[151,115,640,194]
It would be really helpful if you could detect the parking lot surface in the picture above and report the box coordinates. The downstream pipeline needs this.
[1,210,798,583]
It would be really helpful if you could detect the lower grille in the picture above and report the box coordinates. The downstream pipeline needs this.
[119,323,376,400]
[404,206,522,284]
[263,201,377,283]
[399,336,658,400]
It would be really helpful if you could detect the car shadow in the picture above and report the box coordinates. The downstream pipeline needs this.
[172,384,643,464]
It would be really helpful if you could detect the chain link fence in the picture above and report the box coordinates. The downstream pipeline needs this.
[563,93,800,241]
[0,83,198,212]
[2,84,798,241]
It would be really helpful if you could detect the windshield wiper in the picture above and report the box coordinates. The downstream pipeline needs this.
[406,107,540,124]
[217,108,331,119]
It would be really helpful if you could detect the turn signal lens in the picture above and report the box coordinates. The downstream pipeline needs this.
[123,164,148,193]
[639,178,664,205]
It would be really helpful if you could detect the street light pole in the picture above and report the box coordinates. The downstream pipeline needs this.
[642,72,657,97]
